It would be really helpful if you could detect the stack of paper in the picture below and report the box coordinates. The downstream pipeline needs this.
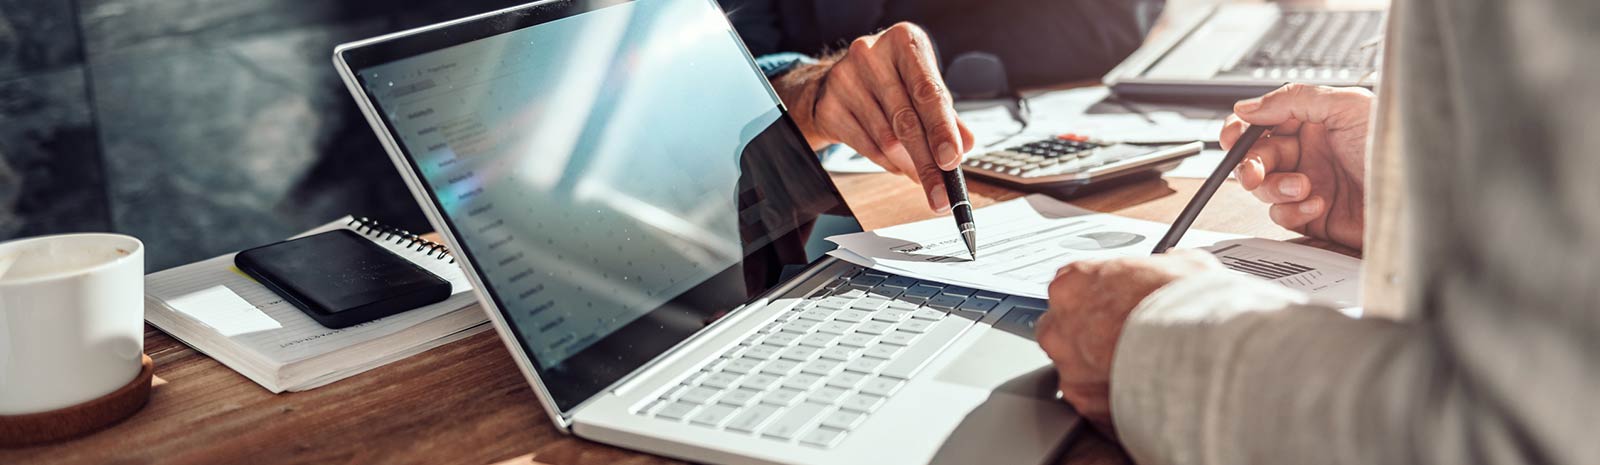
[143,216,489,393]
[826,195,1361,309]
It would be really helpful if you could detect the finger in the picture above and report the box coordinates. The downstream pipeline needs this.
[1268,196,1326,230]
[882,24,963,171]
[1220,115,1247,150]
[956,118,976,154]
[827,110,899,175]
[1233,136,1300,189]
[1233,83,1374,130]
[1251,172,1312,204]
[826,62,906,168]
[855,33,948,212]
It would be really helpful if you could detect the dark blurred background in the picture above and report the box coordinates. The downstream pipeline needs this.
[0,0,529,271]
[0,0,1158,271]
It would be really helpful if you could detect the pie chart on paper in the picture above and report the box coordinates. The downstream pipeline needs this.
[1059,231,1144,251]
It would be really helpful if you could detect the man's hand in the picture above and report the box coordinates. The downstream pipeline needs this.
[1035,250,1224,435]
[1222,84,1374,250]
[775,23,976,213]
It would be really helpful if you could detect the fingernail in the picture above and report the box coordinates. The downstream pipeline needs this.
[1236,99,1261,113]
[1279,179,1303,197]
[929,182,951,213]
[937,142,959,168]
[1300,198,1321,214]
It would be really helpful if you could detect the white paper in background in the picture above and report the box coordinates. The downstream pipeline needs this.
[826,195,1362,307]
[165,285,283,337]
[961,86,1228,151]
[826,195,1241,298]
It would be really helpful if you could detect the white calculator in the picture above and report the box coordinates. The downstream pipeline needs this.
[963,133,1203,193]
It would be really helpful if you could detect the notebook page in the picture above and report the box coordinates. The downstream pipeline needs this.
[146,216,479,364]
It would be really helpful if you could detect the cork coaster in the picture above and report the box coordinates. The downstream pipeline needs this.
[0,354,154,447]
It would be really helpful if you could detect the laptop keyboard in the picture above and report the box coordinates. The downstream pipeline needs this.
[635,267,1011,449]
[1230,10,1386,79]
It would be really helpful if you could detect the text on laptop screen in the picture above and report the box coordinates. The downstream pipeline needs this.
[351,0,860,410]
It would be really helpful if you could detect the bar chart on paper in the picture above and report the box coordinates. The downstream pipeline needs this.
[1206,241,1361,308]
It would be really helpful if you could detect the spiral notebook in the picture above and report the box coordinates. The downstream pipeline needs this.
[143,216,488,393]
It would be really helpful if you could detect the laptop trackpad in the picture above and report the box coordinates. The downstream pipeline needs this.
[934,327,1058,399]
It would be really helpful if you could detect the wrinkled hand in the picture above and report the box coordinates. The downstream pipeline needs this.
[1222,84,1373,250]
[1035,250,1224,435]
[782,23,975,213]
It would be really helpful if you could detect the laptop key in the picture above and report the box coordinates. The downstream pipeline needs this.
[872,309,912,323]
[780,346,821,362]
[656,401,699,421]
[867,286,902,299]
[761,359,801,376]
[974,290,1008,301]
[719,388,762,407]
[819,346,859,361]
[941,286,977,297]
[880,331,918,347]
[860,269,889,278]
[863,343,901,360]
[802,359,843,376]
[679,386,721,405]
[808,385,850,404]
[860,377,904,397]
[826,371,868,389]
[782,318,822,334]
[886,300,920,311]
[816,296,855,309]
[799,332,838,348]
[856,321,894,335]
[800,427,848,448]
[762,332,802,347]
[763,402,830,440]
[798,309,835,322]
[838,333,877,347]
[926,294,966,309]
[702,371,741,389]
[851,297,890,311]
[850,276,886,288]
[882,276,919,288]
[901,285,942,299]
[911,308,945,321]
[840,394,887,413]
[762,388,806,407]
[726,404,781,433]
[834,310,871,323]
[956,298,999,315]
[817,321,855,335]
[832,288,868,299]
[782,373,826,391]
[821,409,867,431]
[742,373,782,391]
[724,357,763,374]
[898,319,935,333]
[844,357,887,374]
[691,404,739,427]
[881,317,972,380]
[745,345,781,360]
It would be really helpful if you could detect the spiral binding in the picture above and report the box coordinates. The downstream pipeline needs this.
[347,217,456,264]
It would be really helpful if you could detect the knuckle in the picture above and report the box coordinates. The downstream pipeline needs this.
[912,76,948,106]
[890,107,923,135]
[915,163,943,184]
[848,37,872,55]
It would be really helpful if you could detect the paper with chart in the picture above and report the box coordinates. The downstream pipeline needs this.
[826,195,1361,306]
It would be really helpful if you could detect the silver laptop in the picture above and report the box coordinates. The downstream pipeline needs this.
[1104,2,1386,101]
[331,1,1079,463]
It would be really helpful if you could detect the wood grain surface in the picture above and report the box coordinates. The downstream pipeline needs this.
[0,172,1339,465]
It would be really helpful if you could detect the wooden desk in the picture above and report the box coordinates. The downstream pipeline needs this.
[1,173,1339,465]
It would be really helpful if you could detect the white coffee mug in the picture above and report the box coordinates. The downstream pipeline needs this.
[0,233,145,415]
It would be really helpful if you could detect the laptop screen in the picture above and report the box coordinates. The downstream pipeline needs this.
[341,0,861,413]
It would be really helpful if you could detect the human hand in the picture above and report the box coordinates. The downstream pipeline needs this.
[1034,250,1224,435]
[1222,84,1373,250]
[782,23,976,213]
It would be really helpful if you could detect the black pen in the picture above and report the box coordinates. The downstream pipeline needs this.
[943,168,978,259]
[1151,124,1273,254]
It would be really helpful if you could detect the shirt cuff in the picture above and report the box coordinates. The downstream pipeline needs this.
[754,52,817,79]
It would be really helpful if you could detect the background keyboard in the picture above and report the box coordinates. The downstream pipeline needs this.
[635,267,1014,449]
[1227,9,1386,81]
